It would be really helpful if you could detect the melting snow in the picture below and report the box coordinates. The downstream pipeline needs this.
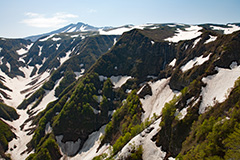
[199,63,240,114]
[45,122,52,135]
[5,109,34,160]
[180,54,211,72]
[38,46,43,56]
[56,43,61,50]
[56,135,81,156]
[211,24,240,34]
[61,125,110,160]
[204,35,217,44]
[71,34,79,38]
[192,37,201,48]
[140,78,176,121]
[110,76,132,88]
[113,38,117,45]
[6,62,11,72]
[0,66,49,107]
[32,77,62,114]
[59,51,71,65]
[52,37,61,41]
[165,25,202,43]
[169,58,176,67]
[39,34,55,42]
[116,118,166,160]
[16,43,33,55]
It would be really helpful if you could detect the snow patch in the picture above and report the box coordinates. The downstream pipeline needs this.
[169,58,176,67]
[6,62,11,72]
[59,51,71,65]
[211,24,240,34]
[56,135,81,156]
[56,43,61,50]
[165,25,202,43]
[0,47,2,52]
[38,46,43,56]
[181,54,211,72]
[140,78,176,120]
[99,75,107,82]
[199,63,240,113]
[113,38,117,45]
[204,35,217,44]
[116,118,166,160]
[45,122,52,135]
[52,37,61,41]
[192,37,201,48]
[39,34,54,41]
[110,76,132,88]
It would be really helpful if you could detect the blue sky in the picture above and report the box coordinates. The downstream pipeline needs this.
[0,0,239,38]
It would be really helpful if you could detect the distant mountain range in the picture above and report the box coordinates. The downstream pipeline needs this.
[1,22,240,160]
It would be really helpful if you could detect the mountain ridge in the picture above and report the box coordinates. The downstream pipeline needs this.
[0,22,240,159]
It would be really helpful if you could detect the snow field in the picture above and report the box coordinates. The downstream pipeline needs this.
[210,24,240,34]
[165,25,202,43]
[199,63,240,114]
[140,78,176,121]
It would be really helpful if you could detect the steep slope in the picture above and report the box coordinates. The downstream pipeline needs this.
[1,23,240,160]
[0,32,118,159]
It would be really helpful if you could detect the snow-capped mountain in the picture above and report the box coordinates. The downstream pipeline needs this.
[1,22,240,160]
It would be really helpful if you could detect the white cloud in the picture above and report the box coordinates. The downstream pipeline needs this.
[22,12,78,28]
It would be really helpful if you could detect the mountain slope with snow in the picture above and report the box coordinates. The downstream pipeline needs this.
[1,22,240,160]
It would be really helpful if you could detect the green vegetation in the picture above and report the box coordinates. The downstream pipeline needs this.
[125,145,143,160]
[18,88,45,109]
[177,77,240,159]
[0,119,15,153]
[0,102,19,121]
[55,70,76,97]
[101,90,145,155]
[26,135,61,160]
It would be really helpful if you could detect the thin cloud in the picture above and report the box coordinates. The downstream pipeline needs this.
[88,9,97,13]
[22,12,78,28]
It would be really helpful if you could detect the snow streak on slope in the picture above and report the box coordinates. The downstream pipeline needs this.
[116,118,166,160]
[169,58,176,67]
[199,63,240,114]
[204,35,217,44]
[140,78,176,121]
[165,25,202,43]
[180,54,211,72]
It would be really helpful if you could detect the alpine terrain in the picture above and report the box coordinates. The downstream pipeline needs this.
[0,22,240,160]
